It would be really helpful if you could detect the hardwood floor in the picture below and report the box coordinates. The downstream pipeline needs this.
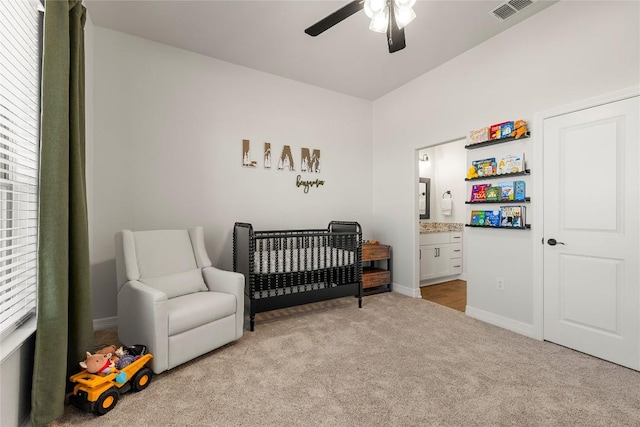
[420,280,467,312]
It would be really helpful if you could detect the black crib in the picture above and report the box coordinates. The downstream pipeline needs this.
[233,221,362,331]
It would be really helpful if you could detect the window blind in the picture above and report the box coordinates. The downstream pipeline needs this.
[0,0,41,338]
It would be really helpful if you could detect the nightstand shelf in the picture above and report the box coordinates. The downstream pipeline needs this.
[362,243,391,294]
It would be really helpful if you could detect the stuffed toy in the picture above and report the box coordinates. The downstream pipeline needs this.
[96,345,120,366]
[80,351,115,375]
[114,346,138,369]
[467,165,479,179]
[80,350,128,383]
[510,120,528,139]
[95,344,140,370]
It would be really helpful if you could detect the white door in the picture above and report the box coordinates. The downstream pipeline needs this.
[543,96,639,370]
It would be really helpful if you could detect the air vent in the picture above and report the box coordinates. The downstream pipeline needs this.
[491,0,536,21]
[508,0,534,11]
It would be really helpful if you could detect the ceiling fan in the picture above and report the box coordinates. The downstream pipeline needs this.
[304,0,417,53]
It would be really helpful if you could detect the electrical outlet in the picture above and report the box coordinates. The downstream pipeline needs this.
[496,277,505,291]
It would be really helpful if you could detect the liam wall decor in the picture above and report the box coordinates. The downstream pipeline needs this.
[242,139,325,193]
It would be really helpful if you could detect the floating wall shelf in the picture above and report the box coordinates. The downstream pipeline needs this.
[465,224,531,230]
[465,170,530,181]
[465,197,531,204]
[464,132,531,150]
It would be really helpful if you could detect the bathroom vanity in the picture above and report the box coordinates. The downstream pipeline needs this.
[419,223,463,282]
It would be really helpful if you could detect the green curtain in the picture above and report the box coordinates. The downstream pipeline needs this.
[31,1,93,426]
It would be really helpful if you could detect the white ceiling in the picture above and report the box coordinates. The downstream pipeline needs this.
[85,0,558,100]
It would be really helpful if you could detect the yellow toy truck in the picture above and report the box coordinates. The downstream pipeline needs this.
[69,347,153,416]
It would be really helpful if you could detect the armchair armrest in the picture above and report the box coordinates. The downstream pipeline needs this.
[117,280,169,374]
[202,266,244,337]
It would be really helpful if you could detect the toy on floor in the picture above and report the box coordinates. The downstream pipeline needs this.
[71,345,153,416]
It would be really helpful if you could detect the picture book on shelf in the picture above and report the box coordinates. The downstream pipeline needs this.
[470,210,485,226]
[512,207,523,228]
[490,122,511,140]
[472,158,496,177]
[500,121,514,138]
[514,180,526,201]
[500,207,513,227]
[469,127,489,144]
[484,210,501,227]
[486,186,501,202]
[470,184,491,202]
[497,153,525,175]
[500,206,526,227]
[498,182,514,201]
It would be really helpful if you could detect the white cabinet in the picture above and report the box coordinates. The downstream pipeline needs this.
[420,232,463,281]
[420,243,451,280]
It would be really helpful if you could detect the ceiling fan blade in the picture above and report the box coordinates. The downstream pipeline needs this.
[387,4,406,53]
[305,1,364,37]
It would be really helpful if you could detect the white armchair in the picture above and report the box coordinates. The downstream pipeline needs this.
[114,227,243,374]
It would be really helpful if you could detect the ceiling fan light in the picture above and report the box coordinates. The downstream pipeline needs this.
[394,0,416,9]
[364,0,387,19]
[394,5,416,29]
[369,7,389,33]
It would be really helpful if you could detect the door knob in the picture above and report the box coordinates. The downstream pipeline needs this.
[547,238,565,246]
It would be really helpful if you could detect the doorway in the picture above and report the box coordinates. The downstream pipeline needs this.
[417,138,468,309]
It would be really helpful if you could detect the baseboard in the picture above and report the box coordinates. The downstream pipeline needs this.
[392,282,421,298]
[465,306,535,338]
[93,316,117,331]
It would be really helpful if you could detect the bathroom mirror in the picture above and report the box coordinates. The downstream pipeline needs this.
[419,178,430,219]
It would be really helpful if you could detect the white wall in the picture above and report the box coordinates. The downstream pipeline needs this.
[372,1,639,327]
[432,140,466,224]
[0,332,34,427]
[90,28,373,320]
[418,140,466,224]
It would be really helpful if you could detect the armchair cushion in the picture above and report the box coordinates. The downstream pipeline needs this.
[133,229,199,278]
[139,268,207,299]
[167,291,236,336]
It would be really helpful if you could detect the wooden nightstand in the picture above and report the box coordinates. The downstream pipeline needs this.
[362,243,391,294]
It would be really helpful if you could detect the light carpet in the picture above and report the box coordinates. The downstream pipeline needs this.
[51,293,640,426]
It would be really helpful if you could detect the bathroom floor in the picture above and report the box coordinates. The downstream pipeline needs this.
[420,280,467,312]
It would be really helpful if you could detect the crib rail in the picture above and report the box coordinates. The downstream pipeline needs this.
[234,222,361,277]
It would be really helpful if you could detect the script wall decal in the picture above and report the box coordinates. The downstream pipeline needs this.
[296,175,325,194]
